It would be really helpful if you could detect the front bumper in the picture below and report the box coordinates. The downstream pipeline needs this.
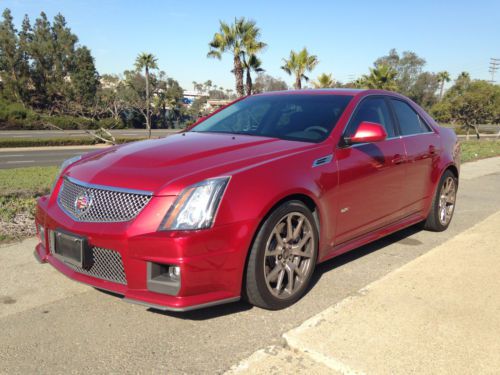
[34,194,256,311]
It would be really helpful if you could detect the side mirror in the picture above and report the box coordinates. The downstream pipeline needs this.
[347,121,387,144]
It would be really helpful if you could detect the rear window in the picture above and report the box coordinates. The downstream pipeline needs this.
[391,99,430,136]
[192,94,353,143]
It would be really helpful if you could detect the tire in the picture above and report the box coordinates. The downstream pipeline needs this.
[423,170,458,232]
[244,200,319,310]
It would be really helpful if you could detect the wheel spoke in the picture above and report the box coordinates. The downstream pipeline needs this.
[293,232,312,250]
[288,261,304,281]
[285,264,294,293]
[275,269,285,292]
[267,263,283,282]
[291,247,312,258]
[286,215,293,240]
[272,228,284,247]
[292,217,304,240]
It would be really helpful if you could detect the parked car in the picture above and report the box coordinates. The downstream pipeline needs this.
[34,89,460,311]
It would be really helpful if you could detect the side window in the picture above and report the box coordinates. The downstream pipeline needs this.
[391,100,428,135]
[345,97,396,138]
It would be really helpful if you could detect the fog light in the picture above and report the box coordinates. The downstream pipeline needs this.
[147,262,181,296]
[168,265,181,281]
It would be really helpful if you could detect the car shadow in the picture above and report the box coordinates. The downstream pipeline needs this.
[95,224,422,320]
[307,224,423,292]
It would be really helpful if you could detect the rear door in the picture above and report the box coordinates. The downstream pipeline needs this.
[389,99,440,214]
[335,96,406,244]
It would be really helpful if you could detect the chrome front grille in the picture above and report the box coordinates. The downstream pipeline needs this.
[58,177,152,222]
[56,245,127,285]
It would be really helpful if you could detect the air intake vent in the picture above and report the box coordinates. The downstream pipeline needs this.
[312,155,333,167]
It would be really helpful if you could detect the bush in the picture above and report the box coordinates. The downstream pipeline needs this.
[0,100,36,122]
[0,137,144,148]
[41,114,96,130]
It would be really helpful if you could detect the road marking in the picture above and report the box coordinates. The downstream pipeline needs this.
[0,154,25,157]
[6,160,35,164]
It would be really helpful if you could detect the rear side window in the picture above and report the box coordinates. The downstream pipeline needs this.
[345,97,396,138]
[391,100,430,136]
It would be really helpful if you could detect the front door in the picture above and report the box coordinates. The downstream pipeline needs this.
[335,96,406,244]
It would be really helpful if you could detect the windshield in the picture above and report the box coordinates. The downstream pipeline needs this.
[191,94,353,143]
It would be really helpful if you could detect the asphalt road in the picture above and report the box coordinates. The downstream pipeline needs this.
[0,129,179,139]
[0,147,106,169]
[1,159,499,374]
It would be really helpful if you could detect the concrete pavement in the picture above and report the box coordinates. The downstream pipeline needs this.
[228,210,500,374]
[0,157,499,374]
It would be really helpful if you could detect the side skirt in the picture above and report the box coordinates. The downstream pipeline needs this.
[318,212,424,264]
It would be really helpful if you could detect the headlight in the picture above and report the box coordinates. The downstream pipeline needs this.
[159,177,230,231]
[51,155,82,193]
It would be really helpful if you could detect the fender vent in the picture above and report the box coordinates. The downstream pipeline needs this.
[312,155,333,168]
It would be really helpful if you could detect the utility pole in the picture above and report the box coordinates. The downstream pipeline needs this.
[489,58,500,83]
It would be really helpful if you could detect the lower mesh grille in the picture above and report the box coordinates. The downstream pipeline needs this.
[58,246,127,285]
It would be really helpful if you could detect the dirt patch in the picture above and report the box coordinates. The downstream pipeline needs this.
[0,213,36,244]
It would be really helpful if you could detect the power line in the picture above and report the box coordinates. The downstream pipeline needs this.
[489,58,500,83]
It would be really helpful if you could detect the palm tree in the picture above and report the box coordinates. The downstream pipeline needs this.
[360,64,398,91]
[135,52,158,138]
[312,73,335,88]
[208,18,265,97]
[281,48,319,89]
[437,71,450,100]
[242,54,264,94]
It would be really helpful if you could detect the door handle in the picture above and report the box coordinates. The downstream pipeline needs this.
[429,145,438,155]
[391,154,406,165]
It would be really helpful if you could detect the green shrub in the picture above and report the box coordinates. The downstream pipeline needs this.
[6,102,28,120]
[41,114,96,130]
[0,137,143,148]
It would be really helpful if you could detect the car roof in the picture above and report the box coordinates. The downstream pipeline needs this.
[253,89,413,103]
[254,88,390,97]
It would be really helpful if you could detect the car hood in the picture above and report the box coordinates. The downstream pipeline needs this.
[65,132,313,196]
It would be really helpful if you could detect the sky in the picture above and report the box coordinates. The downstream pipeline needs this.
[3,0,500,91]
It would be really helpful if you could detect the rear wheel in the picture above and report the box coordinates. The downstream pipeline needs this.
[245,200,318,310]
[423,170,457,231]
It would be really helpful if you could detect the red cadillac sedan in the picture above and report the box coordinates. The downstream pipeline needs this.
[34,89,460,311]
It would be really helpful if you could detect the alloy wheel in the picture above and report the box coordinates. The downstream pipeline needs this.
[438,176,456,226]
[263,212,315,299]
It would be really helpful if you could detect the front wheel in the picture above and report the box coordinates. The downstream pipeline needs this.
[423,170,458,232]
[244,200,318,310]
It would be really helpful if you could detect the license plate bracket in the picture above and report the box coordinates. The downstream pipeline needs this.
[53,230,90,268]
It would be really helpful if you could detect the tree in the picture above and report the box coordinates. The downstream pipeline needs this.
[71,46,99,109]
[359,64,398,90]
[312,73,335,88]
[98,74,125,120]
[253,73,288,93]
[241,25,266,95]
[0,9,22,102]
[409,72,440,110]
[374,49,426,96]
[281,48,319,89]
[135,52,158,138]
[448,81,500,139]
[437,71,450,100]
[242,54,264,94]
[208,17,264,97]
